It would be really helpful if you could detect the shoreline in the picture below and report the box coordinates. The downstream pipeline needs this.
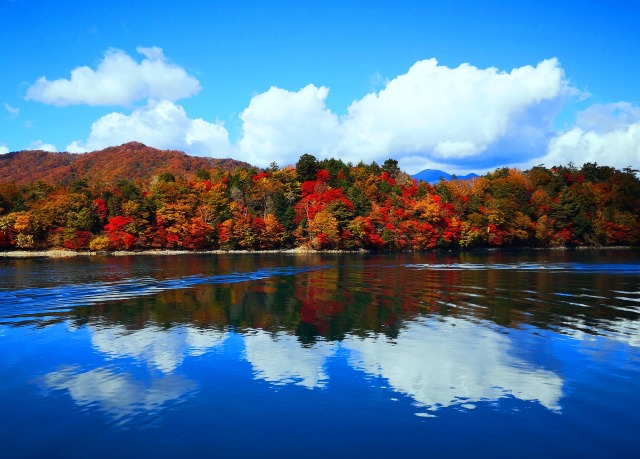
[0,247,370,258]
[0,246,636,259]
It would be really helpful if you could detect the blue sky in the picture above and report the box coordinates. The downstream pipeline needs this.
[1,0,639,173]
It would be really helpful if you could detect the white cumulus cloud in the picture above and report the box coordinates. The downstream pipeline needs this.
[529,102,640,170]
[235,58,571,170]
[575,102,640,133]
[0,145,8,155]
[25,47,200,106]
[28,140,58,152]
[342,59,566,160]
[27,53,590,168]
[66,99,231,156]
[236,84,341,167]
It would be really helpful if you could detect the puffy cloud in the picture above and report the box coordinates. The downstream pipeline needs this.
[28,140,57,152]
[531,103,640,169]
[341,59,566,163]
[236,84,341,167]
[575,102,640,133]
[545,125,640,169]
[26,54,590,169]
[25,47,200,106]
[66,99,231,156]
[0,145,8,155]
[236,58,570,170]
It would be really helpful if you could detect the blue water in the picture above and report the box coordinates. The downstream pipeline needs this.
[0,251,639,458]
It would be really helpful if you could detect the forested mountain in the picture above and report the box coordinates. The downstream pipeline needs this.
[0,142,249,185]
[0,152,638,252]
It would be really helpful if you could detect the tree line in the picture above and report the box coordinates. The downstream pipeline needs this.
[0,154,638,252]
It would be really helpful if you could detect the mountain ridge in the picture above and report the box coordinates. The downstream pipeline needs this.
[412,168,479,183]
[0,142,250,185]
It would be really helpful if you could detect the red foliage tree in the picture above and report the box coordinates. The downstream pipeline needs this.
[104,216,137,250]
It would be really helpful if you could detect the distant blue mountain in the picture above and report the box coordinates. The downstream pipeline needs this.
[412,169,479,184]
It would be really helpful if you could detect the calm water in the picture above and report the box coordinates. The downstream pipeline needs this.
[1,250,639,458]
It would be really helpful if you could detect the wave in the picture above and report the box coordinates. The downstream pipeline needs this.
[401,262,640,274]
[0,265,332,322]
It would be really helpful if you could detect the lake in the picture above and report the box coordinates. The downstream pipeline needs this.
[1,250,639,458]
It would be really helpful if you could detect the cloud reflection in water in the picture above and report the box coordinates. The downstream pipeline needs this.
[43,316,563,421]
[244,329,336,388]
[243,317,563,412]
[343,317,563,411]
[89,324,228,373]
[42,366,196,421]
[40,325,228,421]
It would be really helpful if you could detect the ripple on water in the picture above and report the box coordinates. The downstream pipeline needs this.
[401,261,640,274]
[0,265,333,324]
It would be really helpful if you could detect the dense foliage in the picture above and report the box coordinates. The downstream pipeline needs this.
[0,142,248,185]
[0,154,638,252]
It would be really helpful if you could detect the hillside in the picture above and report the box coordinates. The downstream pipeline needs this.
[0,142,250,185]
[0,157,638,251]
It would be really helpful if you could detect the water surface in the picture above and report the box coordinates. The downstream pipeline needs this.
[1,250,639,458]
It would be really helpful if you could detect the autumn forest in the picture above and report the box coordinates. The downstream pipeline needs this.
[0,143,638,252]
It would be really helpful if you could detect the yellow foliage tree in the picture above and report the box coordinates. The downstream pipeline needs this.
[89,235,110,251]
[307,209,339,249]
